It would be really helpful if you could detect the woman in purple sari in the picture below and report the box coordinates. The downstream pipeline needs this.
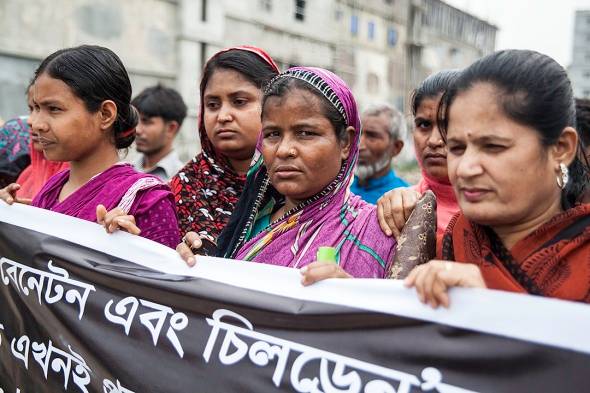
[0,45,180,248]
[215,67,397,282]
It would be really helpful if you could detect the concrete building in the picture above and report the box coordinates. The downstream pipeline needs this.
[569,10,590,99]
[0,0,496,161]
[0,0,201,160]
[331,0,410,111]
[331,0,496,162]
[406,0,497,98]
[221,0,337,70]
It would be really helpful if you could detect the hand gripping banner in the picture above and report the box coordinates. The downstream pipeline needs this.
[0,203,589,392]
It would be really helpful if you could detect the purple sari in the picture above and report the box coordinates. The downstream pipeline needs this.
[32,163,180,248]
[218,67,396,278]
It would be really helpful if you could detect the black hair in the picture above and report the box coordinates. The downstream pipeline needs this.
[132,84,188,126]
[411,70,460,116]
[200,49,278,98]
[438,49,589,208]
[576,98,590,148]
[33,45,138,149]
[261,77,348,141]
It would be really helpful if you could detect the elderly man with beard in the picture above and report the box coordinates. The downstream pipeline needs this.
[351,103,408,204]
[132,84,187,181]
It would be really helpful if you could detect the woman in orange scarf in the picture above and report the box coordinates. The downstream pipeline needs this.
[405,50,590,307]
[377,71,460,238]
[16,134,69,201]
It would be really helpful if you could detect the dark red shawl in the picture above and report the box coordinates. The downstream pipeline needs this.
[439,204,590,303]
[32,164,180,248]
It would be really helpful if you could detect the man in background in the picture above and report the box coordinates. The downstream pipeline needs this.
[132,84,187,181]
[351,103,408,204]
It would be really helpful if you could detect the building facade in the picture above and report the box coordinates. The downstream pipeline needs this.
[0,0,200,159]
[569,10,590,99]
[0,0,496,161]
[331,0,410,111]
[406,0,496,99]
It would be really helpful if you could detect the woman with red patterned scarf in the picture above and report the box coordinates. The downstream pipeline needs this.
[170,46,279,257]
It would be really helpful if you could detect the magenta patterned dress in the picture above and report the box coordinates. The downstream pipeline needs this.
[32,163,180,248]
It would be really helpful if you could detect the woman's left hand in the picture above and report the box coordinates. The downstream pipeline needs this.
[300,261,352,286]
[404,261,486,308]
[96,204,141,235]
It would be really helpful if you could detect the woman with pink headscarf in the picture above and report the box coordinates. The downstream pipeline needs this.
[215,67,397,284]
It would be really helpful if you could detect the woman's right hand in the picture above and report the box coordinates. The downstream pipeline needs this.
[176,232,203,267]
[377,188,421,239]
[0,183,32,205]
[404,260,486,308]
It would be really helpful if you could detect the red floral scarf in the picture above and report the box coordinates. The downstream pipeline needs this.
[170,46,279,242]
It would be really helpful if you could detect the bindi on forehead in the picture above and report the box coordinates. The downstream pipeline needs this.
[450,128,515,144]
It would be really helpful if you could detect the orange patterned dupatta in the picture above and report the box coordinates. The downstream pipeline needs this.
[438,204,590,303]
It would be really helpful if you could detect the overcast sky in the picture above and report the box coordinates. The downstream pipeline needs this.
[444,0,590,67]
